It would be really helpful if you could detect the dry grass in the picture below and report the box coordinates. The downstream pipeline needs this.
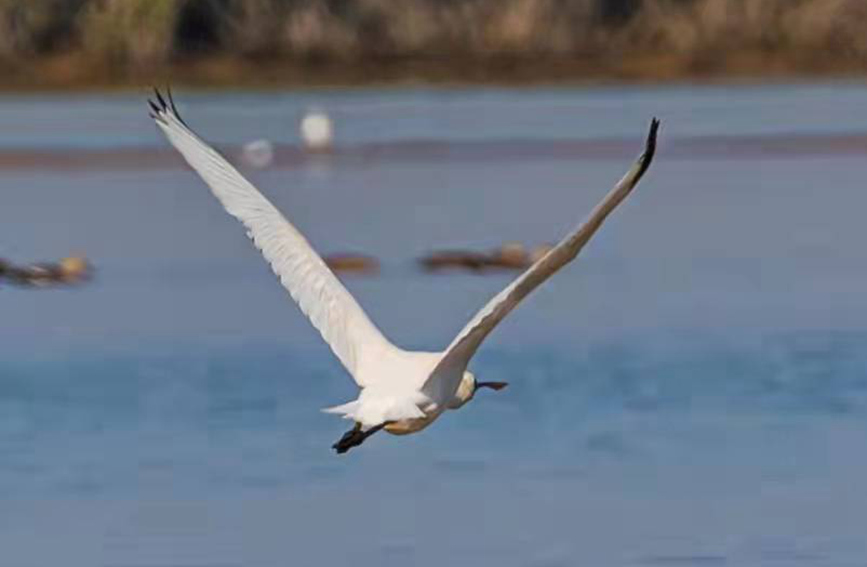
[0,0,82,62]
[622,0,867,71]
[78,0,184,70]
[0,0,865,87]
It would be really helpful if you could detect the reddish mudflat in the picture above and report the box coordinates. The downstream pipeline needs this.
[0,131,866,171]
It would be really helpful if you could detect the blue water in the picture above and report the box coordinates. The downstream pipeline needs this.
[3,82,867,149]
[3,84,867,566]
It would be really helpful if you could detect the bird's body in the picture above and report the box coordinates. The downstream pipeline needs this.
[149,89,659,454]
[322,351,478,433]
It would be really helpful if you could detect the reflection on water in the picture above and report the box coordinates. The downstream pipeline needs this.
[2,84,867,566]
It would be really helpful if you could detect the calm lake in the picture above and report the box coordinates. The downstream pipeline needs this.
[3,83,867,566]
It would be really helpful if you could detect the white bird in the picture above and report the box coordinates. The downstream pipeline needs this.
[299,109,333,151]
[149,89,659,454]
[240,138,275,168]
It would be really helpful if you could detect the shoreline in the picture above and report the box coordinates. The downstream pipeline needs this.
[2,132,866,171]
[1,53,865,92]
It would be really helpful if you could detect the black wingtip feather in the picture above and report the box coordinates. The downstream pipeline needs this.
[154,88,168,110]
[646,117,660,154]
[165,87,188,126]
[166,87,177,112]
[148,86,187,125]
[148,87,167,122]
[636,117,660,179]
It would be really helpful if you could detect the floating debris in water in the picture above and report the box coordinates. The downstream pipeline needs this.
[419,250,490,273]
[0,255,93,288]
[324,253,379,275]
[419,242,554,273]
[487,242,553,269]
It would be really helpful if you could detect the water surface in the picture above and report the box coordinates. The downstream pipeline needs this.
[2,83,867,567]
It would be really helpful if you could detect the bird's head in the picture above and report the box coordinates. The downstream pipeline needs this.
[450,371,509,409]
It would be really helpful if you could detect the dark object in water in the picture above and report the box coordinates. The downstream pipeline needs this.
[486,242,554,270]
[324,253,380,274]
[419,243,554,273]
[0,256,93,288]
[419,250,490,273]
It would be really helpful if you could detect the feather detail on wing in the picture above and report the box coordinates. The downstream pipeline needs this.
[424,118,660,401]
[149,89,396,386]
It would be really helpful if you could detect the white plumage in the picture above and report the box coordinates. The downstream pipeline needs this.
[300,109,333,151]
[149,90,659,454]
[240,138,274,168]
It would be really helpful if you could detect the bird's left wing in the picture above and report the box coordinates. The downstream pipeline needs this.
[424,119,660,401]
[149,90,397,385]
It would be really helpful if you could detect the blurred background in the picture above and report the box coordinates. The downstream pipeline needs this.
[1,0,866,87]
[3,2,867,567]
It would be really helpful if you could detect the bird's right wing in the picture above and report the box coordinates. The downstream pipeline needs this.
[424,119,659,402]
[149,89,396,386]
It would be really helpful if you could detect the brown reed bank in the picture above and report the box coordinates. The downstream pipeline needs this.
[0,0,865,89]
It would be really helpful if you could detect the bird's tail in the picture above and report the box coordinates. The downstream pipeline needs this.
[322,400,360,420]
[322,395,425,426]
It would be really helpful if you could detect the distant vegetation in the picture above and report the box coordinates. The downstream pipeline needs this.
[1,0,866,87]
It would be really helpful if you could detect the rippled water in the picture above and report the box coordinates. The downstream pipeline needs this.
[3,83,867,567]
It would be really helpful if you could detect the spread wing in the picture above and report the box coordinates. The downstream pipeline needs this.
[149,89,396,386]
[424,118,660,401]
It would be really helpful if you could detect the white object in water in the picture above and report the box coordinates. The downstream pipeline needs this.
[241,139,274,168]
[300,110,333,151]
[149,90,659,454]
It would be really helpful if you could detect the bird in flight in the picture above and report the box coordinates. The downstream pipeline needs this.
[149,89,659,454]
